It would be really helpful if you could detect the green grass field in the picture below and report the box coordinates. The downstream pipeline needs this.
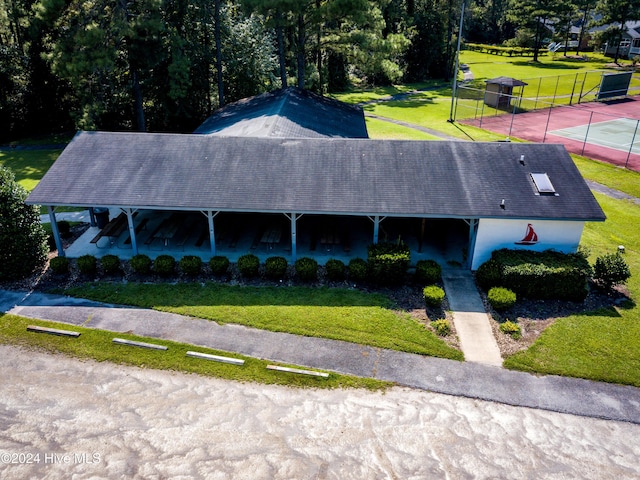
[58,283,464,361]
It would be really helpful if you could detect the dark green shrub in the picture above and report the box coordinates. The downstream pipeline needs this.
[180,255,202,276]
[100,254,121,275]
[477,249,592,301]
[487,287,517,311]
[500,320,522,339]
[367,242,410,285]
[475,258,503,290]
[423,285,445,308]
[415,259,442,285]
[153,255,176,276]
[348,258,368,282]
[49,256,69,275]
[432,319,451,336]
[237,254,260,278]
[295,257,318,282]
[77,254,97,275]
[325,259,345,281]
[0,165,48,281]
[131,254,152,274]
[209,256,230,276]
[593,253,631,291]
[57,220,71,238]
[265,256,288,280]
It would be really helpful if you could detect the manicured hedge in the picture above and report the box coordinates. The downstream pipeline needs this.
[367,242,410,285]
[295,257,318,282]
[131,254,152,274]
[265,256,288,280]
[237,254,260,278]
[465,43,544,57]
[77,254,97,275]
[209,256,230,276]
[179,255,202,276]
[415,259,442,285]
[476,249,592,301]
[100,254,121,275]
[348,258,368,282]
[154,255,176,276]
[325,259,346,281]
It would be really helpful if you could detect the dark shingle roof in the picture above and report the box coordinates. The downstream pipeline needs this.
[194,87,368,138]
[27,131,605,221]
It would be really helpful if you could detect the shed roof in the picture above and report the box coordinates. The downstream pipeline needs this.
[27,131,605,222]
[194,87,368,138]
[485,77,528,87]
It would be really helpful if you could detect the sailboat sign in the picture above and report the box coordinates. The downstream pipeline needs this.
[515,224,538,245]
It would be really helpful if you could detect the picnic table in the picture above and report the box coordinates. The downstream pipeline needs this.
[90,213,129,247]
[261,227,282,247]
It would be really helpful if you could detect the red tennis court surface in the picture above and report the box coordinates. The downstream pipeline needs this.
[460,96,640,171]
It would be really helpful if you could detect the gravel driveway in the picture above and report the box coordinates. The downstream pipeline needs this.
[1,345,639,479]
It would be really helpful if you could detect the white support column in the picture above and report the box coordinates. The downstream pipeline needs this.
[47,206,65,257]
[208,211,218,256]
[369,215,386,244]
[466,218,479,269]
[286,213,303,262]
[123,208,138,255]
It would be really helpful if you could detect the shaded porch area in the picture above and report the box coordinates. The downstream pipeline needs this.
[58,208,471,267]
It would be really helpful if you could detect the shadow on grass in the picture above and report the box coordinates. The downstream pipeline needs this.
[63,282,394,308]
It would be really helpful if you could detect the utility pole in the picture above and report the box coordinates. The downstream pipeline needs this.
[448,0,466,123]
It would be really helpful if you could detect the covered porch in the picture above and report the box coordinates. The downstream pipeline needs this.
[49,207,471,267]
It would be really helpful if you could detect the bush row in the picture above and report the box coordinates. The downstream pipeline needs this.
[49,244,444,286]
[465,43,545,57]
[476,249,592,301]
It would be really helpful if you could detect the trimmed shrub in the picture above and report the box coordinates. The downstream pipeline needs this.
[180,255,202,276]
[58,220,71,238]
[500,320,522,339]
[593,253,631,291]
[237,254,260,278]
[325,259,345,281]
[100,254,121,275]
[432,319,451,337]
[423,285,446,308]
[154,255,176,276]
[476,249,592,301]
[77,254,97,275]
[348,258,368,282]
[295,257,318,282]
[475,258,503,290]
[0,165,48,281]
[265,256,288,280]
[49,256,69,275]
[367,242,410,285]
[209,256,230,276]
[131,254,152,274]
[415,259,442,285]
[487,287,517,311]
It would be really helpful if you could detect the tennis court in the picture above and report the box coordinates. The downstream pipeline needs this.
[460,96,640,171]
[548,117,640,156]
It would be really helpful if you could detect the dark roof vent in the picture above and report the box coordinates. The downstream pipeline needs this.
[531,173,556,195]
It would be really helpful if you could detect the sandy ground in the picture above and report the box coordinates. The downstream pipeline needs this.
[1,345,639,480]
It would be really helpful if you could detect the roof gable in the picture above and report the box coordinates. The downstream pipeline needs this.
[27,132,605,222]
[194,87,369,138]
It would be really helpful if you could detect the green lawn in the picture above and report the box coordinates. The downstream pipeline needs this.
[0,149,62,192]
[59,283,464,361]
[0,314,390,390]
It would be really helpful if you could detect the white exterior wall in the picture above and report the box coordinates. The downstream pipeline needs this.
[471,218,585,270]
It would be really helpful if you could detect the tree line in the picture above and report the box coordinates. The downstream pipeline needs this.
[1,0,638,140]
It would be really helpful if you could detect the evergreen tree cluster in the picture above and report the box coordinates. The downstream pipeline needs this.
[0,0,638,140]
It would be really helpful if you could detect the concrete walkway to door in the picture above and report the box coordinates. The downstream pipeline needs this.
[442,268,503,367]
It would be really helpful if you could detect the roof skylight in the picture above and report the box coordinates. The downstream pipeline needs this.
[531,173,556,195]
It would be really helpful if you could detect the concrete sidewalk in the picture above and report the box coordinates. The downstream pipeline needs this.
[442,268,503,367]
[2,288,640,424]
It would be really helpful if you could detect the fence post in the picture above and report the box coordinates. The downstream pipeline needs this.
[581,111,594,156]
[552,75,560,105]
[508,94,518,137]
[569,72,579,106]
[626,119,639,169]
[543,104,553,143]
